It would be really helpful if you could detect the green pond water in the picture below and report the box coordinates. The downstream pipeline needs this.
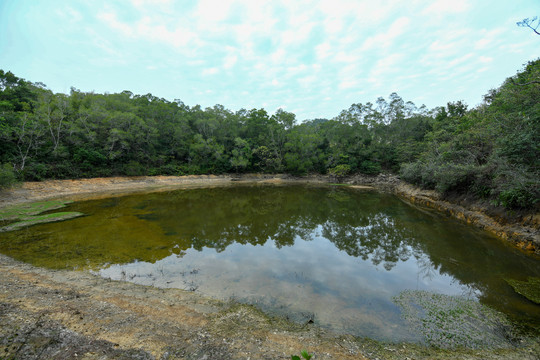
[0,184,539,344]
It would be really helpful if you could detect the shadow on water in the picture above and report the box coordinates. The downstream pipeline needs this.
[0,184,538,342]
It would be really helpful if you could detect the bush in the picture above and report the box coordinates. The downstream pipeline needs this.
[432,163,478,194]
[0,163,17,189]
[359,160,381,175]
[498,186,538,209]
[22,162,50,181]
[123,161,145,176]
[400,162,423,185]
[328,164,351,179]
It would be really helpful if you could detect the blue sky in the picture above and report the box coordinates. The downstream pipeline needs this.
[1,0,538,120]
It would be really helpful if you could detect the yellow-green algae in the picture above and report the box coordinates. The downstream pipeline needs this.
[0,196,190,270]
[506,277,540,304]
[0,200,84,232]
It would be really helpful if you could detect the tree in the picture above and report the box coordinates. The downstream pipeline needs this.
[13,112,45,171]
[0,163,17,189]
[230,137,250,173]
[517,16,540,35]
[37,92,70,155]
[328,164,351,182]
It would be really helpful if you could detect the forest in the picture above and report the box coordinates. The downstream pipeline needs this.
[0,59,538,210]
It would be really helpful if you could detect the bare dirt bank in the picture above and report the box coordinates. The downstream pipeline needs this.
[0,174,539,359]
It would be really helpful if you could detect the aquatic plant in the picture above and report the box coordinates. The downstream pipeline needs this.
[393,290,516,349]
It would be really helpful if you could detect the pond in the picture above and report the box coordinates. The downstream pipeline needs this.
[0,184,539,344]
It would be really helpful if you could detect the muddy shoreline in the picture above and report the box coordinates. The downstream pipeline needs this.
[0,174,539,359]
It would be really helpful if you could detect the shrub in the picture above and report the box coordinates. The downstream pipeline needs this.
[22,162,50,181]
[432,163,478,194]
[123,161,145,176]
[359,160,381,175]
[400,162,423,185]
[328,164,351,179]
[0,163,17,189]
[498,186,538,209]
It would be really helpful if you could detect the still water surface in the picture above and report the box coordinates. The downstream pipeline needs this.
[0,184,538,341]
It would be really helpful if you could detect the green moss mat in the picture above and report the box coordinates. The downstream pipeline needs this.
[1,212,84,232]
[506,277,540,304]
[0,200,74,220]
[0,200,83,232]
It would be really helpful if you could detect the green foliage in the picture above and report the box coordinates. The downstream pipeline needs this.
[359,160,381,175]
[329,164,351,178]
[0,163,17,189]
[291,350,312,360]
[498,186,538,209]
[0,60,538,211]
[399,59,540,209]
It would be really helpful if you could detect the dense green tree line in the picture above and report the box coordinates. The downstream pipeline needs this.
[0,60,538,209]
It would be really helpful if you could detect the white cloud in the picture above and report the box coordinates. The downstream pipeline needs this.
[339,79,359,90]
[361,17,411,51]
[423,0,470,15]
[97,11,197,48]
[202,67,219,76]
[223,53,238,69]
[195,0,233,23]
[368,53,403,82]
[298,75,317,88]
[315,42,332,60]
[478,56,493,64]
[271,49,287,64]
[474,28,505,50]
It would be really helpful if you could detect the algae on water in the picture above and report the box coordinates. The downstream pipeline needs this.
[506,277,540,304]
[393,290,516,349]
[0,200,83,232]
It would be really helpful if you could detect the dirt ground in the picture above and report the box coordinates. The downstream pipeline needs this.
[0,175,539,359]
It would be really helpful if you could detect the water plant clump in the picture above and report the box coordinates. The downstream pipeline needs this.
[393,290,518,349]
